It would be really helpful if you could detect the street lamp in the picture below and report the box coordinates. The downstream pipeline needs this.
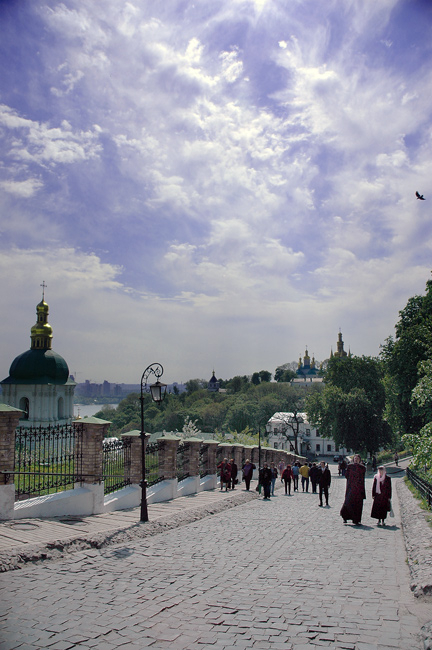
[140,363,167,522]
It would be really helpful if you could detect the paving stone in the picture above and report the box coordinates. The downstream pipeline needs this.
[0,477,429,650]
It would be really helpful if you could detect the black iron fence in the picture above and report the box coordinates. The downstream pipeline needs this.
[102,437,131,495]
[176,441,190,482]
[406,467,432,509]
[146,441,163,487]
[13,423,84,501]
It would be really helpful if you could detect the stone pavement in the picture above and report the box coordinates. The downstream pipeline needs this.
[1,471,431,650]
[0,489,257,572]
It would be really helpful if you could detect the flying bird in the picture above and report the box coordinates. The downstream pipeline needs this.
[416,191,426,200]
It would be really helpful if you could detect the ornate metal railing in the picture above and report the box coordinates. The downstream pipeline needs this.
[102,437,131,495]
[176,441,190,482]
[146,441,163,487]
[13,423,84,501]
[406,467,432,509]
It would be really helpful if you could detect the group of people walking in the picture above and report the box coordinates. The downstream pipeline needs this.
[281,460,331,507]
[218,454,393,526]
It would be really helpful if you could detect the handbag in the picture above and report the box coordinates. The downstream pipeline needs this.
[389,500,394,517]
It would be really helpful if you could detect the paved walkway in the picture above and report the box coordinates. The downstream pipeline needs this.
[1,469,431,650]
[0,489,250,563]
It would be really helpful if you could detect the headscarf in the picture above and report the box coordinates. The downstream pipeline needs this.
[374,466,386,494]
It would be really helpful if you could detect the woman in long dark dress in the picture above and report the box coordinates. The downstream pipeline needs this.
[371,466,392,525]
[340,454,366,525]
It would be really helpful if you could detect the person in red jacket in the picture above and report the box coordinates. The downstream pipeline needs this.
[281,464,294,495]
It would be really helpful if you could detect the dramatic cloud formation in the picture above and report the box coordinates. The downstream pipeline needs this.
[0,0,431,384]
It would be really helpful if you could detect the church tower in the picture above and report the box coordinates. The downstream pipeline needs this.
[1,285,75,426]
[332,330,348,359]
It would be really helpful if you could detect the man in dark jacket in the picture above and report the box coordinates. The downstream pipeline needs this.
[229,458,238,490]
[309,462,320,493]
[318,461,331,507]
[259,463,273,500]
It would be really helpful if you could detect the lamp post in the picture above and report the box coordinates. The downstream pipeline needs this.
[140,363,167,523]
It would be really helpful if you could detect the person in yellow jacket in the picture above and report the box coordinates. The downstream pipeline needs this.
[299,462,310,492]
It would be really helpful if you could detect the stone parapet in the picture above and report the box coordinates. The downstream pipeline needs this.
[157,435,181,480]
[121,430,147,485]
[77,417,111,484]
[0,406,22,486]
[182,438,202,477]
[200,440,219,476]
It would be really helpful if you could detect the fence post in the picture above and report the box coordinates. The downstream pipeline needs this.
[183,438,202,477]
[120,430,145,485]
[78,416,111,514]
[0,405,22,520]
[232,444,243,476]
[200,440,219,477]
[157,434,180,480]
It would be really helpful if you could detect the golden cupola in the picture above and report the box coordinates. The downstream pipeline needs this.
[31,299,53,350]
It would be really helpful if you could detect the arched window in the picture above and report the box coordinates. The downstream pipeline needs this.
[19,397,29,420]
[58,397,64,419]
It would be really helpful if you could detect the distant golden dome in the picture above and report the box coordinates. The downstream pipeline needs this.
[37,300,49,313]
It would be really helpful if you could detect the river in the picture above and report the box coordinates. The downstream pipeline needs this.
[74,403,118,419]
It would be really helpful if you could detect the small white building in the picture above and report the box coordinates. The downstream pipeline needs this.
[1,291,75,426]
[267,412,347,459]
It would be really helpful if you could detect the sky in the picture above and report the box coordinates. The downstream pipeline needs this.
[1,0,432,385]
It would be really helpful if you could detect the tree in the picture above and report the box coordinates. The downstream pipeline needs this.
[380,279,432,436]
[181,416,202,438]
[277,409,304,454]
[306,356,392,455]
[185,379,206,394]
[274,366,296,382]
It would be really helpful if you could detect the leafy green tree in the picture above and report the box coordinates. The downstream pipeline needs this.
[185,379,206,394]
[274,367,296,382]
[306,356,391,455]
[380,279,432,436]
[226,375,249,393]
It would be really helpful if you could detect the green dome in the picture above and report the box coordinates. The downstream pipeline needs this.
[4,349,70,385]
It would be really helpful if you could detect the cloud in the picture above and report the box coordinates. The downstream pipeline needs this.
[0,178,43,198]
[0,0,432,384]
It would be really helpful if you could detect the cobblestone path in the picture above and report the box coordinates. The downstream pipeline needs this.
[0,475,426,650]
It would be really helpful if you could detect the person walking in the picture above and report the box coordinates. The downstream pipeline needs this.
[340,458,347,477]
[281,464,293,495]
[217,458,231,492]
[340,454,366,525]
[318,461,331,507]
[394,452,399,467]
[278,460,285,477]
[371,466,392,526]
[309,462,320,493]
[259,462,273,500]
[270,462,278,496]
[242,459,256,491]
[300,461,310,492]
[229,458,238,490]
[292,462,300,492]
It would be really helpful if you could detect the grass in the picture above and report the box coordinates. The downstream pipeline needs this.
[376,448,410,465]
[404,476,432,529]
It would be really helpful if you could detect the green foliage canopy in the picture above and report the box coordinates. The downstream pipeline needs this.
[306,355,391,455]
